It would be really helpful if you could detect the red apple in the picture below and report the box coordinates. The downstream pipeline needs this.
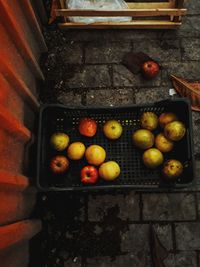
[50,156,69,174]
[78,118,97,137]
[142,60,159,79]
[81,166,98,184]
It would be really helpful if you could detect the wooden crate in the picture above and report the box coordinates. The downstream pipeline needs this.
[55,0,186,29]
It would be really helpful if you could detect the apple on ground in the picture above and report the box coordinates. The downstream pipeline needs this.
[67,142,86,160]
[50,155,69,174]
[50,132,70,151]
[142,60,159,79]
[81,166,98,184]
[79,118,97,137]
[103,120,123,140]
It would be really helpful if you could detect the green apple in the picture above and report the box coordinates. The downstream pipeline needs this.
[50,132,70,151]
[103,120,123,140]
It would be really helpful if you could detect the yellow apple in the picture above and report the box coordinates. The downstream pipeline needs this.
[103,120,123,140]
[132,129,154,150]
[67,142,85,160]
[99,161,120,181]
[85,145,106,166]
[140,112,158,131]
[158,112,178,129]
[164,121,186,141]
[50,132,70,151]
[142,148,164,169]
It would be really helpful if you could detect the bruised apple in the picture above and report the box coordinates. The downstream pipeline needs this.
[155,133,174,153]
[50,156,69,174]
[99,161,120,181]
[142,148,164,169]
[67,142,85,160]
[103,120,123,140]
[140,112,158,131]
[85,145,106,166]
[164,121,186,141]
[158,112,178,129]
[132,129,154,150]
[162,159,183,180]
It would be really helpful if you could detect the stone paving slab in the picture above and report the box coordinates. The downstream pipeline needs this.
[142,193,196,221]
[175,223,200,250]
[86,88,134,106]
[164,251,198,267]
[85,42,132,64]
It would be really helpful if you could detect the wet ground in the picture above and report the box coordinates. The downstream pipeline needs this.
[29,1,200,266]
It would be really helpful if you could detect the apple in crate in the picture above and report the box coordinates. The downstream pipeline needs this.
[99,161,120,181]
[103,120,123,140]
[67,142,86,160]
[81,166,98,184]
[78,117,97,137]
[142,60,159,79]
[50,155,69,174]
[85,145,106,166]
[50,132,70,151]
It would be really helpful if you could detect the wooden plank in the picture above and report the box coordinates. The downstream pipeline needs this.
[0,105,31,143]
[56,8,187,17]
[0,220,41,250]
[0,60,40,111]
[0,0,44,80]
[0,171,29,192]
[59,20,181,29]
[127,2,174,9]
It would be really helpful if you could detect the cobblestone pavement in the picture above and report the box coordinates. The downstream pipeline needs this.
[30,0,200,266]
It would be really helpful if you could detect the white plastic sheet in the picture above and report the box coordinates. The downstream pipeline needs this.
[66,0,132,24]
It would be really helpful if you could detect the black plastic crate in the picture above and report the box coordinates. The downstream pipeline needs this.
[37,99,195,191]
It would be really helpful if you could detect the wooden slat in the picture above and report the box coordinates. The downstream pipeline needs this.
[0,60,40,111]
[0,0,44,80]
[56,8,187,17]
[0,220,41,250]
[59,20,182,29]
[0,170,29,192]
[0,105,31,143]
[127,2,174,9]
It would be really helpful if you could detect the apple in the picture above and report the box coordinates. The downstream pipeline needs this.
[162,159,183,180]
[81,166,98,184]
[79,117,97,137]
[50,132,70,151]
[142,60,159,79]
[142,148,164,169]
[50,156,69,174]
[67,142,86,160]
[155,133,174,153]
[140,112,158,131]
[158,112,178,129]
[164,121,186,141]
[85,145,106,166]
[99,161,120,181]
[103,120,123,140]
[132,129,154,150]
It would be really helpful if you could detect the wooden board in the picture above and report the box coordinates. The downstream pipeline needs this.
[59,20,182,30]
